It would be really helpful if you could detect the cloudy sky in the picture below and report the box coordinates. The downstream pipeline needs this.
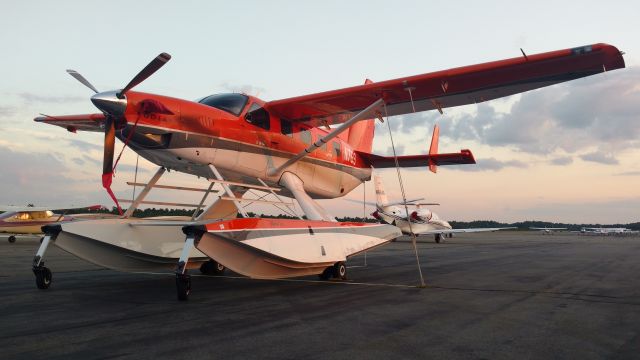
[1,1,638,224]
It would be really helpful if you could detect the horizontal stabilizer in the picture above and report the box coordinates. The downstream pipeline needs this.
[356,149,475,168]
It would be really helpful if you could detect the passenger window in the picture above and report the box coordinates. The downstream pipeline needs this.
[333,142,341,158]
[281,119,293,137]
[300,129,312,146]
[15,212,32,220]
[245,103,270,130]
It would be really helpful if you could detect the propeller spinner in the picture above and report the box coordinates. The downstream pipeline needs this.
[66,53,172,214]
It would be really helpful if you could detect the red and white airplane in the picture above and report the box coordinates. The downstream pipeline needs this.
[0,205,104,243]
[33,43,624,299]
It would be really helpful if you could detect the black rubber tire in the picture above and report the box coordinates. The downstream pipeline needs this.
[333,262,347,280]
[215,262,226,274]
[199,261,211,275]
[176,274,191,301]
[8,235,16,243]
[35,267,52,289]
[200,260,226,276]
[435,234,442,244]
[318,267,333,280]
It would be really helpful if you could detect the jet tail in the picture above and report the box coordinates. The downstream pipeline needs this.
[373,174,389,207]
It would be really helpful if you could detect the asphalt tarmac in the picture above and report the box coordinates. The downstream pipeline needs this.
[1,232,639,360]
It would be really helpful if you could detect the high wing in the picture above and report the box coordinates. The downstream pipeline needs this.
[0,205,103,212]
[265,43,624,126]
[33,113,105,133]
[357,149,475,168]
[416,227,516,235]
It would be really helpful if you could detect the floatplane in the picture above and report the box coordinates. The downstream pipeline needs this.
[33,43,624,299]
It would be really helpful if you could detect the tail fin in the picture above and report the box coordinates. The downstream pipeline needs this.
[373,174,389,207]
[428,124,439,173]
[347,79,376,152]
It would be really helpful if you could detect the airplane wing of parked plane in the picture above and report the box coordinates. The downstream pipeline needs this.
[530,227,567,230]
[265,44,624,127]
[416,227,517,235]
[0,205,103,212]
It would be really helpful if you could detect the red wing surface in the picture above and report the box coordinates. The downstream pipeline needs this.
[265,43,624,126]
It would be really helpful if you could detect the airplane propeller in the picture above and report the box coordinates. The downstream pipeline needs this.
[66,70,99,94]
[118,52,171,98]
[65,52,172,214]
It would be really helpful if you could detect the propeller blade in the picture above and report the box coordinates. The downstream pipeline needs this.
[101,117,123,215]
[66,69,99,93]
[119,52,171,97]
[102,117,116,180]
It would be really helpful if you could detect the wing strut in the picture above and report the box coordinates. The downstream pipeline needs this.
[267,98,384,177]
[208,165,249,218]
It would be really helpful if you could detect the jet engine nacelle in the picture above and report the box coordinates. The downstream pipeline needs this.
[411,209,432,222]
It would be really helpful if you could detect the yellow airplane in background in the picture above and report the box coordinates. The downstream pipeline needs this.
[0,205,105,243]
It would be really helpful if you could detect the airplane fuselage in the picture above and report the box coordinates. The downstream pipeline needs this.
[373,205,452,235]
[118,92,373,199]
[0,211,72,235]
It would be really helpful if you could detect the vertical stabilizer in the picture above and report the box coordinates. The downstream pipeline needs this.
[428,124,439,173]
[346,79,376,153]
[373,174,389,207]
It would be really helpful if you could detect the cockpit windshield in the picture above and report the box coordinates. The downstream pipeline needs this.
[198,93,249,116]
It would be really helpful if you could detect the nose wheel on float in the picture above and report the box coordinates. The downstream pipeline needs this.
[175,268,191,301]
[33,262,52,289]
[32,225,60,290]
[175,231,199,301]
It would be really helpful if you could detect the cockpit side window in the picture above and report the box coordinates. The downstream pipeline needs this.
[281,119,293,137]
[198,93,249,116]
[245,103,270,130]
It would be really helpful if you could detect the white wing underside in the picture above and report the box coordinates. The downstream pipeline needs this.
[415,227,516,235]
